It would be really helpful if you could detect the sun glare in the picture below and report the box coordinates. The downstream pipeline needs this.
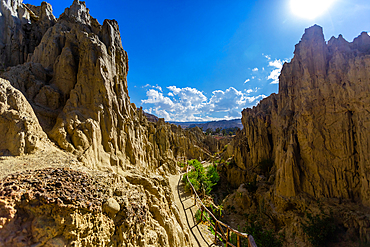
[290,0,336,20]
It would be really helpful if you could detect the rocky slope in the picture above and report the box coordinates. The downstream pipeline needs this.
[0,167,190,246]
[0,0,218,246]
[140,109,159,123]
[222,25,370,245]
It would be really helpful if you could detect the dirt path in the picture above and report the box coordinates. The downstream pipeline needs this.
[169,173,216,247]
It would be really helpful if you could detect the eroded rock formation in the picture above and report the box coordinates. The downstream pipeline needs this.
[0,168,190,246]
[0,78,49,155]
[0,0,211,175]
[223,25,370,244]
[0,0,56,69]
[0,0,217,245]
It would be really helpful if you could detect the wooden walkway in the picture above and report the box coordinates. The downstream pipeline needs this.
[185,166,258,247]
[169,173,216,246]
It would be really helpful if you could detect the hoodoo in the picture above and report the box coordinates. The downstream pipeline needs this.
[223,25,370,245]
[0,0,214,246]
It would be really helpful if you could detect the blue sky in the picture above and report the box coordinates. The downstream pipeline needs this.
[26,0,370,121]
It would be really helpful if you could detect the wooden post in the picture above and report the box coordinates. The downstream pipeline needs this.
[214,221,218,243]
[200,207,204,222]
[226,228,229,247]
[237,235,240,247]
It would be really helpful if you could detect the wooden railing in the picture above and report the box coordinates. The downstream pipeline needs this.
[185,166,258,247]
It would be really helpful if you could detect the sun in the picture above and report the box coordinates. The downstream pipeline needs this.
[290,0,337,20]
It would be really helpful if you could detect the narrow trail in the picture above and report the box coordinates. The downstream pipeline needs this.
[169,173,216,247]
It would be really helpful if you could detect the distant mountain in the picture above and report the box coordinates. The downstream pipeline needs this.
[143,111,159,123]
[138,109,242,130]
[169,119,242,130]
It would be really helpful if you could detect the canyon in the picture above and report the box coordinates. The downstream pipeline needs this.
[0,0,216,246]
[0,0,369,246]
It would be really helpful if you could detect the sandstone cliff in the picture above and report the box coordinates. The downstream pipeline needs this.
[0,0,217,246]
[0,78,50,155]
[0,0,211,175]
[0,0,56,69]
[223,25,370,245]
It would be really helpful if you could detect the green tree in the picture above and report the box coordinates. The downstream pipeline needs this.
[222,129,227,136]
[183,160,219,196]
[206,128,212,135]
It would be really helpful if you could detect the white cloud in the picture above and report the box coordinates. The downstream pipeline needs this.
[141,86,266,121]
[252,76,255,79]
[167,85,181,95]
[245,87,258,94]
[153,108,171,120]
[142,84,163,91]
[252,67,258,72]
[267,59,284,84]
[244,95,266,103]
[167,86,207,107]
[264,54,271,60]
[208,87,246,112]
[244,79,250,83]
[141,89,174,110]
[269,59,283,69]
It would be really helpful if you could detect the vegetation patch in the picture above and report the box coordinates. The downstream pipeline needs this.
[182,159,220,195]
[242,214,283,247]
[244,221,283,247]
[302,212,338,247]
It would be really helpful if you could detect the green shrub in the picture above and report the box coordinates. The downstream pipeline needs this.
[302,212,337,247]
[183,159,219,195]
[179,162,186,168]
[195,208,202,223]
[244,220,283,247]
[206,165,220,185]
